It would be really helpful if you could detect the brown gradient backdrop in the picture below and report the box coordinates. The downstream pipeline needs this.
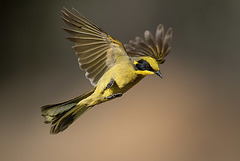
[1,0,239,161]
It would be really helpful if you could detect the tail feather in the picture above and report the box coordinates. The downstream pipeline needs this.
[41,88,95,134]
[50,104,92,134]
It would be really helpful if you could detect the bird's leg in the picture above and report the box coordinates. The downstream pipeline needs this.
[106,93,122,99]
[103,78,115,93]
[102,78,123,100]
[106,78,115,89]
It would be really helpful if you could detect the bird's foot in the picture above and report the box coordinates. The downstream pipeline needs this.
[106,93,122,99]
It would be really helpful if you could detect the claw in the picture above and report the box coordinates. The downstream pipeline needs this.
[106,93,122,99]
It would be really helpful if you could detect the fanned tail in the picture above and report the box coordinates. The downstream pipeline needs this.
[41,88,95,134]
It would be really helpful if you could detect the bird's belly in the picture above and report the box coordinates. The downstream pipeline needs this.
[94,61,145,101]
[103,74,145,97]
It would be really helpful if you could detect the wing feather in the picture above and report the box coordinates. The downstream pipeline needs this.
[125,24,173,64]
[66,36,104,44]
[77,46,109,59]
[130,38,153,56]
[62,17,101,36]
[63,28,103,39]
[62,8,127,86]
[91,66,109,83]
[82,59,106,74]
[62,8,102,34]
[144,30,158,57]
[86,62,107,78]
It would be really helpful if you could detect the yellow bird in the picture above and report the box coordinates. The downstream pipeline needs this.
[41,8,173,134]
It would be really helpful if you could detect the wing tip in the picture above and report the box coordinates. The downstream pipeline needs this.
[125,24,173,64]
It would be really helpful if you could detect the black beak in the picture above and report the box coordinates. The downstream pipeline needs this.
[155,71,163,78]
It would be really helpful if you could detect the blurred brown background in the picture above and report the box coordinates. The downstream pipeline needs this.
[0,0,239,161]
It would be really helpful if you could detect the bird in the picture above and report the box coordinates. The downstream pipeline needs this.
[41,7,173,134]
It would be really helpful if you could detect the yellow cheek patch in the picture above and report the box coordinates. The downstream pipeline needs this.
[135,70,155,75]
[133,61,138,65]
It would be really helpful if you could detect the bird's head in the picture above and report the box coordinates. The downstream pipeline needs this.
[125,24,173,78]
[134,57,162,78]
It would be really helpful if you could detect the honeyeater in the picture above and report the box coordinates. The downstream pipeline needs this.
[41,7,173,134]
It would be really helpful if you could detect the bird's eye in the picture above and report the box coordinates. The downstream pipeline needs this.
[145,64,150,69]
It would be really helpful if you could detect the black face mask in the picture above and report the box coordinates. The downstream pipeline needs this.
[135,59,154,71]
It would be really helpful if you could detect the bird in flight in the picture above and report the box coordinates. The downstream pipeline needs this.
[41,7,173,134]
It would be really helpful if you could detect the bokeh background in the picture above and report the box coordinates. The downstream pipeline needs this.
[1,0,239,161]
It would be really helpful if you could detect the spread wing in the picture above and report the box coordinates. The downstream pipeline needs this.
[62,8,127,86]
[124,24,173,64]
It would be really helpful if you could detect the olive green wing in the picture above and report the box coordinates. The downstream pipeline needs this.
[62,8,127,86]
[124,24,173,64]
